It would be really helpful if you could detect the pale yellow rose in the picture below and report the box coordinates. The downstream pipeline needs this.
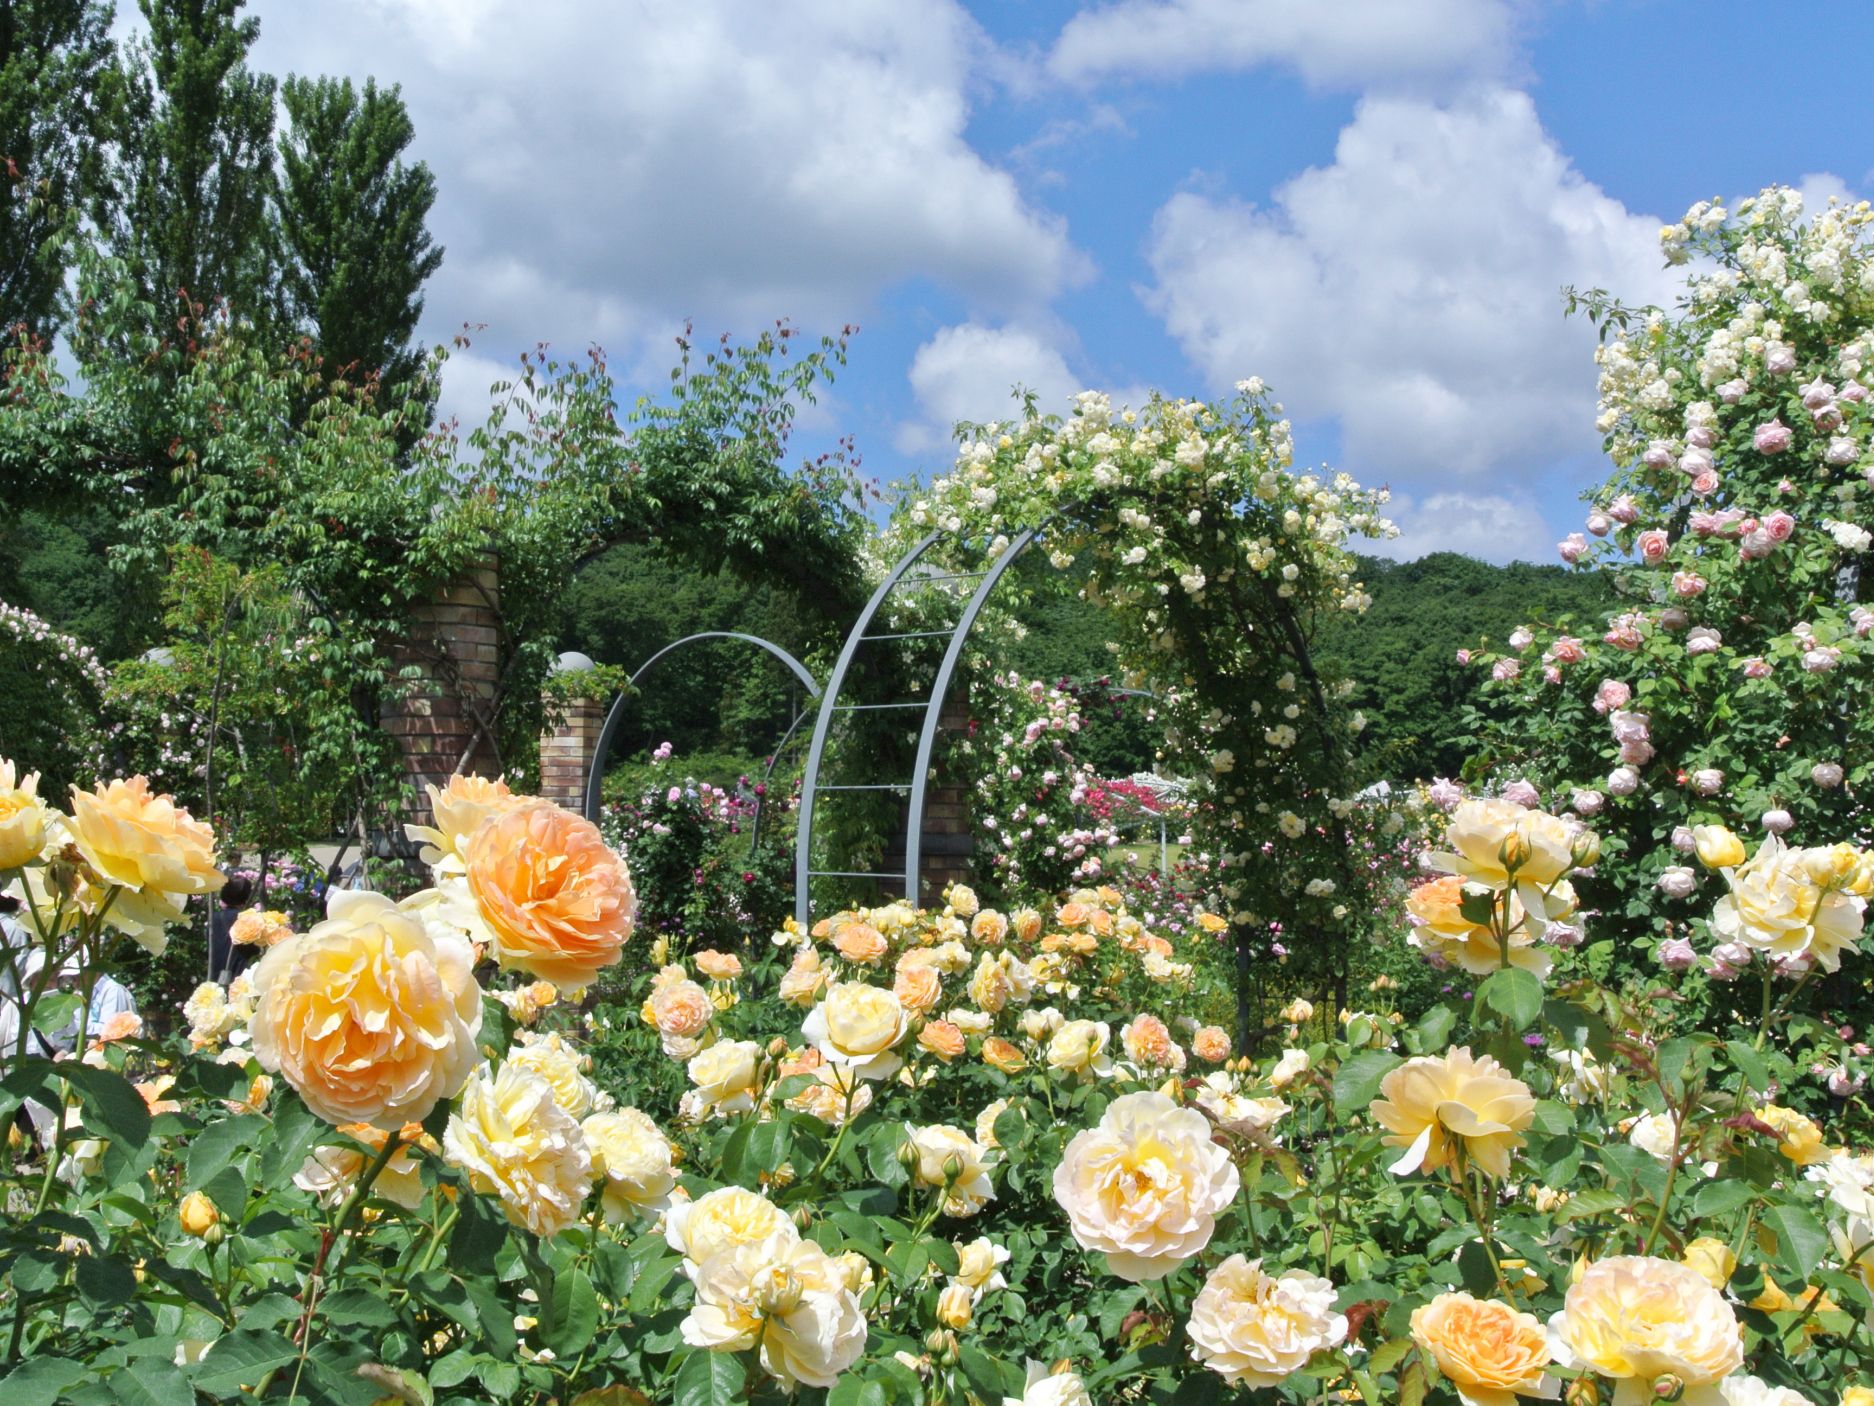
[1192,1025,1231,1062]
[1434,798,1524,887]
[1757,1104,1831,1165]
[1409,1292,1552,1406]
[1841,1387,1874,1406]
[1188,1254,1348,1389]
[970,909,1008,946]
[1681,1237,1737,1290]
[443,1061,593,1236]
[953,1236,1011,1296]
[1268,1048,1311,1090]
[1405,874,1554,977]
[1121,1014,1186,1072]
[1371,1047,1536,1180]
[968,951,1031,1014]
[0,757,50,869]
[1547,1255,1743,1402]
[946,883,980,918]
[680,1231,866,1390]
[583,1108,675,1221]
[785,1062,873,1126]
[404,773,524,871]
[1280,998,1314,1024]
[295,1125,427,1210]
[666,1186,795,1265]
[65,775,223,949]
[1194,1074,1289,1136]
[1719,1375,1825,1405]
[652,979,714,1044]
[1047,1019,1114,1078]
[248,890,483,1130]
[1694,824,1748,869]
[908,1122,996,1216]
[688,1040,762,1115]
[508,1032,597,1117]
[893,963,945,1014]
[802,982,908,1081]
[778,947,828,1007]
[975,1097,1011,1151]
[463,800,636,992]
[1052,1091,1238,1281]
[1010,908,1043,943]
[936,1281,973,1328]
[1711,835,1865,972]
[1002,1362,1092,1406]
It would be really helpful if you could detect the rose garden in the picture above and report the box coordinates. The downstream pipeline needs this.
[5,59,1874,1402]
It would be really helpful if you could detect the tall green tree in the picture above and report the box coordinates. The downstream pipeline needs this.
[0,0,112,331]
[94,0,277,332]
[275,74,441,400]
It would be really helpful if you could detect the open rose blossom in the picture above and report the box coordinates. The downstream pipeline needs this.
[0,757,49,869]
[1409,1292,1553,1406]
[803,982,909,1080]
[582,1107,676,1221]
[65,775,224,949]
[1053,1091,1239,1281]
[443,1060,594,1237]
[405,773,523,871]
[1187,1254,1348,1388]
[1548,1256,1743,1402]
[680,1232,867,1390]
[463,800,637,991]
[1371,1047,1536,1179]
[248,890,483,1129]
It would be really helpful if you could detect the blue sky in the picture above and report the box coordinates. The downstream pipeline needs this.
[248,0,1873,562]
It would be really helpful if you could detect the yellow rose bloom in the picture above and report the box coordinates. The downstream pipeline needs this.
[1748,1279,1838,1349]
[463,800,637,992]
[970,909,1009,945]
[442,1061,594,1237]
[1409,1292,1551,1406]
[1371,1047,1536,1179]
[1692,824,1748,869]
[777,947,828,1007]
[688,1040,762,1115]
[907,1123,996,1217]
[1680,1237,1736,1290]
[1188,1254,1348,1389]
[582,1108,675,1221]
[1547,1255,1742,1399]
[679,1232,867,1391]
[1710,835,1866,973]
[1756,1104,1831,1166]
[1405,874,1553,977]
[248,890,483,1130]
[982,1036,1028,1074]
[0,757,49,869]
[1052,1091,1238,1281]
[508,1032,597,1118]
[294,1125,427,1210]
[1841,1388,1874,1406]
[665,1185,794,1265]
[1047,1019,1114,1078]
[66,775,223,949]
[405,773,524,871]
[177,1190,220,1239]
[802,982,908,1081]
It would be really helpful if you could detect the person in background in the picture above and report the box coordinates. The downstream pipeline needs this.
[209,874,254,985]
[47,959,138,1053]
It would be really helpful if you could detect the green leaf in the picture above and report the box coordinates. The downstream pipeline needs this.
[673,1349,745,1406]
[1332,1050,1402,1111]
[628,1252,685,1314]
[1455,1241,1497,1296]
[73,1253,137,1308]
[1692,1179,1756,1217]
[186,1114,263,1193]
[1409,1004,1456,1055]
[1477,968,1543,1031]
[1724,1040,1772,1093]
[0,1358,89,1406]
[64,1064,152,1148]
[1760,1203,1827,1280]
[193,1329,300,1397]
[447,1187,508,1276]
[827,1379,888,1406]
[541,1268,600,1358]
[1367,1338,1415,1374]
[115,1360,195,1406]
[1398,1356,1429,1406]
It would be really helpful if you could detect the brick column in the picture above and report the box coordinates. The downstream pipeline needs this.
[385,556,502,828]
[540,697,605,812]
[916,695,974,906]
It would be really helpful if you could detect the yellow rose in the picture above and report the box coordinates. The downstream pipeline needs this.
[65,775,223,948]
[508,1032,597,1117]
[1372,1047,1536,1179]
[1405,874,1554,978]
[1504,808,1580,886]
[1711,835,1865,973]
[1268,1048,1311,1089]
[1010,908,1043,943]
[802,982,908,1081]
[583,1108,675,1221]
[778,947,828,1007]
[975,1098,1011,1151]
[679,1232,867,1391]
[248,890,483,1129]
[968,951,1031,1014]
[294,1124,427,1210]
[405,773,524,870]
[666,1186,794,1265]
[785,1062,873,1126]
[908,1123,996,1217]
[1547,1255,1742,1398]
[1748,1280,1838,1349]
[1435,798,1524,887]
[1693,824,1748,869]
[1188,1254,1348,1389]
[0,757,49,869]
[463,800,637,992]
[1756,1104,1830,1166]
[953,1236,1011,1295]
[1052,1091,1239,1281]
[178,1190,220,1239]
[1841,1388,1874,1406]
[946,883,980,918]
[442,1061,593,1237]
[1047,1019,1114,1078]
[688,1040,762,1115]
[936,1281,974,1329]
[1409,1292,1551,1406]
[1680,1237,1736,1290]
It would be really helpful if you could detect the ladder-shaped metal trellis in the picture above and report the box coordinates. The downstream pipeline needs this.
[793,526,1040,925]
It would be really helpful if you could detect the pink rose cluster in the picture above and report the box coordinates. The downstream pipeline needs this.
[1609,709,1653,766]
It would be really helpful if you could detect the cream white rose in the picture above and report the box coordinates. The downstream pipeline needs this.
[1187,1254,1348,1389]
[802,981,908,1081]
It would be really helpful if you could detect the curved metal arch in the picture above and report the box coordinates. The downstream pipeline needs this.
[794,532,943,921]
[582,631,822,823]
[903,528,1042,902]
[749,702,815,851]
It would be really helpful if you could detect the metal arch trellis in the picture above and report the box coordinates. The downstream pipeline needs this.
[792,524,1044,926]
[581,631,822,832]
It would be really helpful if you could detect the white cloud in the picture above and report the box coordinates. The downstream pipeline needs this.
[1369,490,1555,565]
[895,323,1082,456]
[248,0,1087,363]
[1049,0,1518,89]
[1796,170,1858,214]
[1144,87,1676,500]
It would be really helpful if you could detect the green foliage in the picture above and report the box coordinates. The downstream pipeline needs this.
[0,0,112,331]
[275,74,441,407]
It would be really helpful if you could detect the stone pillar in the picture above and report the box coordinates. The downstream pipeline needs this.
[540,697,605,813]
[386,556,502,829]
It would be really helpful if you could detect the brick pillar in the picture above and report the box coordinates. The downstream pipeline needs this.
[916,695,974,906]
[540,697,605,813]
[386,556,502,828]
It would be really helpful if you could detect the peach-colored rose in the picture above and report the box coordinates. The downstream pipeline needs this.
[970,910,1008,946]
[1011,908,1043,943]
[919,1020,967,1062]
[832,922,888,965]
[693,948,743,981]
[136,1074,181,1115]
[1409,1292,1552,1406]
[65,775,223,949]
[1120,1014,1185,1072]
[92,1010,142,1045]
[1056,901,1091,929]
[652,980,714,1039]
[463,800,636,992]
[778,947,829,1007]
[248,890,483,1130]
[229,908,293,947]
[893,963,944,1014]
[1192,1026,1231,1062]
[982,1036,1028,1073]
